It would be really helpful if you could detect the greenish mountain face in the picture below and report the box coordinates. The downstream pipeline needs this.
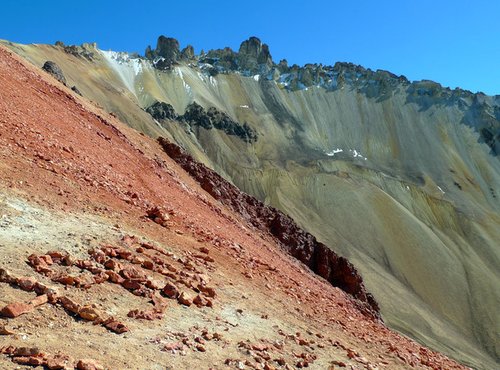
[4,37,499,369]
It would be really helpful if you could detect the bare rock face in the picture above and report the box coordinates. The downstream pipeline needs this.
[238,36,273,73]
[181,45,195,60]
[145,36,181,69]
[42,61,66,86]
[145,101,178,121]
[157,138,380,319]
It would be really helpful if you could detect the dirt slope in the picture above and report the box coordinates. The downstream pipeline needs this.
[0,46,467,369]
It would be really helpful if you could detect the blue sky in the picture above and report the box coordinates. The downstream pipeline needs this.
[1,0,499,95]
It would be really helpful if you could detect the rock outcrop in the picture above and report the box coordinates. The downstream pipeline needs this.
[145,101,178,121]
[145,101,258,143]
[237,36,273,73]
[145,36,181,70]
[157,137,379,318]
[42,61,66,85]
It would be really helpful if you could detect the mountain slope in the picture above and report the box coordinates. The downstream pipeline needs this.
[2,37,499,369]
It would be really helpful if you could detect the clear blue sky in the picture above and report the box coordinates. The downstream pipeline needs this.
[2,0,499,95]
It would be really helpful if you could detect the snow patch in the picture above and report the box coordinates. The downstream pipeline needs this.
[325,148,367,160]
[100,50,145,96]
[253,74,260,82]
[325,148,343,156]
[239,105,249,109]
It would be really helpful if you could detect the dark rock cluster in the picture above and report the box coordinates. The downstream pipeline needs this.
[145,36,195,70]
[55,41,95,61]
[42,60,83,97]
[146,101,257,143]
[157,138,380,319]
[145,101,178,121]
[42,61,67,85]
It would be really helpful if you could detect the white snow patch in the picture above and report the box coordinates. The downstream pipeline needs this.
[253,74,260,82]
[437,186,445,194]
[239,105,249,109]
[350,149,367,160]
[325,148,343,156]
[325,148,367,160]
[100,50,145,96]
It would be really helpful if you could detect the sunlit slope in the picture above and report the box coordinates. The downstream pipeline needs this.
[5,40,499,369]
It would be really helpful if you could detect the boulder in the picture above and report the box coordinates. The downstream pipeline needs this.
[42,61,67,86]
[0,302,33,318]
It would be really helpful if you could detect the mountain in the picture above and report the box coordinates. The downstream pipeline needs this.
[1,36,499,369]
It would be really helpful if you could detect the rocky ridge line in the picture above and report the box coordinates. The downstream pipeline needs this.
[146,101,258,143]
[157,137,380,318]
[139,35,500,155]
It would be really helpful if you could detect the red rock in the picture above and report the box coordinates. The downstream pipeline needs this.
[0,345,16,354]
[61,254,74,266]
[151,294,168,311]
[75,259,95,270]
[12,356,45,366]
[129,255,142,264]
[46,353,71,369]
[47,250,65,261]
[53,274,75,286]
[76,359,104,370]
[331,360,347,367]
[120,266,147,281]
[195,344,206,352]
[199,247,209,254]
[127,309,162,320]
[275,358,286,366]
[17,276,37,291]
[105,270,124,284]
[162,283,179,298]
[104,259,122,271]
[79,306,101,321]
[104,320,129,334]
[57,296,81,314]
[146,206,170,227]
[40,255,54,265]
[177,291,193,306]
[31,294,48,307]
[298,338,309,346]
[90,249,106,264]
[0,302,33,318]
[252,344,268,352]
[198,284,216,298]
[144,279,162,290]
[163,342,183,351]
[122,279,143,290]
[142,260,154,270]
[193,294,212,308]
[92,271,109,284]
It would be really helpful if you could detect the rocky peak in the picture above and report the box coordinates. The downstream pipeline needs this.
[144,36,181,69]
[156,36,180,61]
[181,45,195,60]
[237,36,273,72]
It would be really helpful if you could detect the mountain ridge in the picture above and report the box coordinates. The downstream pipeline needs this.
[2,37,499,369]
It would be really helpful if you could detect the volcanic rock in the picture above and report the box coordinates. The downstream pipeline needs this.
[42,61,67,86]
